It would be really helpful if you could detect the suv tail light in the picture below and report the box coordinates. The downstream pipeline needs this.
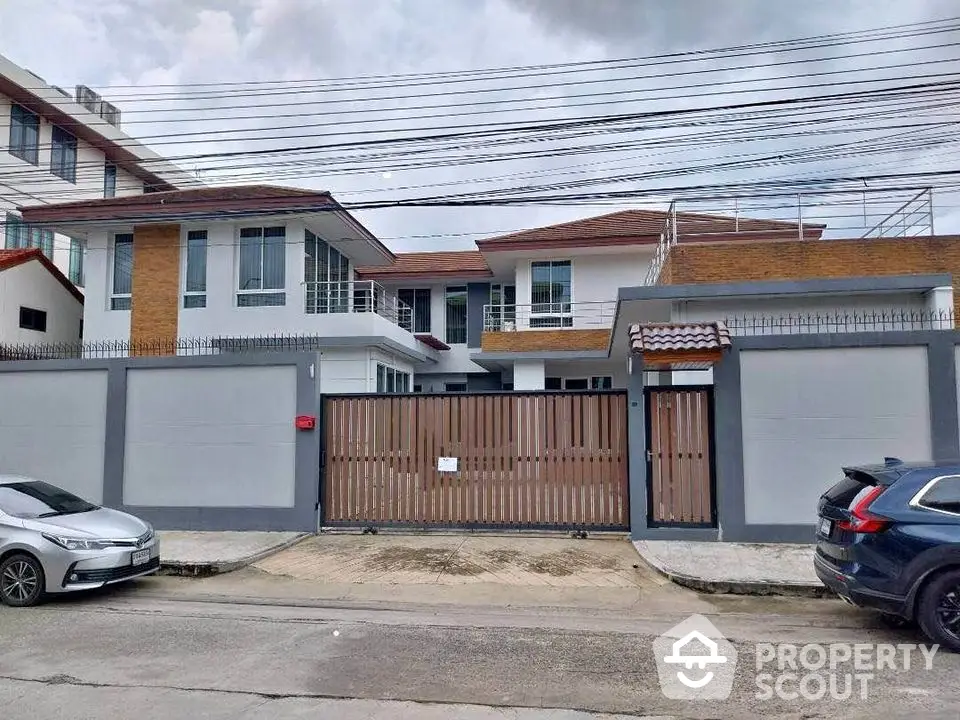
[836,485,890,533]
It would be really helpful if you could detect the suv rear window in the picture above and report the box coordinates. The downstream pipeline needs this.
[823,472,878,506]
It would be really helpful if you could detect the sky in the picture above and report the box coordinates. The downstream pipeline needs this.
[1,0,959,251]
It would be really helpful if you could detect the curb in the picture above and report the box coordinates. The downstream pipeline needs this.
[635,547,828,598]
[159,533,309,577]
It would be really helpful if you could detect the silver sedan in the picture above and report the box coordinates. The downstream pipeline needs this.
[0,475,160,606]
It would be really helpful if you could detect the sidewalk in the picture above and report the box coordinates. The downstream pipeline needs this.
[158,531,306,575]
[632,540,827,596]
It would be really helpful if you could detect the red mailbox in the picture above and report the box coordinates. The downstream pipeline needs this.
[295,415,316,430]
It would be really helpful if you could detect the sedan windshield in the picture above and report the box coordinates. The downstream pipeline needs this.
[0,481,98,519]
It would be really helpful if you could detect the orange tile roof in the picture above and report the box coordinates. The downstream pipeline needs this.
[356,250,491,279]
[628,321,732,353]
[0,248,84,303]
[477,209,823,250]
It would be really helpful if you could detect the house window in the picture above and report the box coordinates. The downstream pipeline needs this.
[8,103,39,165]
[445,382,467,393]
[50,125,77,183]
[4,214,53,259]
[304,229,350,313]
[238,226,285,306]
[488,283,516,330]
[397,288,431,333]
[184,230,207,308]
[591,376,613,390]
[18,306,47,332]
[68,238,84,286]
[530,260,572,328]
[110,233,133,310]
[545,377,562,390]
[445,286,467,344]
[376,363,411,393]
[104,162,117,198]
[564,378,589,391]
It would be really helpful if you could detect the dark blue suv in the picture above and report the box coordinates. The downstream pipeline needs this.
[815,459,960,651]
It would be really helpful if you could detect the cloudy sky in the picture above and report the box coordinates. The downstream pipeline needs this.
[2,0,959,250]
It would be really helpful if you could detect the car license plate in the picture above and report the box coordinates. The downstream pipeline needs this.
[131,549,150,566]
[818,517,833,536]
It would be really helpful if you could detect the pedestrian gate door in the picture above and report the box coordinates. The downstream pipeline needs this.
[322,392,628,529]
[645,387,716,527]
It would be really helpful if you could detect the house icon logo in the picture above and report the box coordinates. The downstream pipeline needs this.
[653,614,738,700]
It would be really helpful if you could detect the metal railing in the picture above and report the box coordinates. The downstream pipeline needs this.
[303,280,411,328]
[0,335,373,361]
[642,201,677,286]
[722,308,955,336]
[482,301,618,331]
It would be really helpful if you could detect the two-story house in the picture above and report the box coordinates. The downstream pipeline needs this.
[358,210,826,391]
[0,52,197,289]
[18,186,444,391]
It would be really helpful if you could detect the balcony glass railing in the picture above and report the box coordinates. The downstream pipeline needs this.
[304,280,411,328]
[482,302,617,331]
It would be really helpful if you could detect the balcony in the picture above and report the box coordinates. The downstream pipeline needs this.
[304,280,411,328]
[481,302,617,352]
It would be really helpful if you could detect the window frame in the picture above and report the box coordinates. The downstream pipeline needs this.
[444,382,467,393]
[183,229,208,309]
[910,475,960,517]
[397,288,431,334]
[563,377,589,391]
[444,285,468,345]
[529,260,573,328]
[110,233,134,311]
[68,237,85,287]
[50,124,78,184]
[237,225,286,307]
[104,162,117,198]
[8,103,39,165]
[18,306,47,332]
[304,228,352,314]
[591,376,613,390]
[376,363,411,394]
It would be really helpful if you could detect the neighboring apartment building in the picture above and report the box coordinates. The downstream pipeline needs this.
[0,52,197,289]
[0,248,83,345]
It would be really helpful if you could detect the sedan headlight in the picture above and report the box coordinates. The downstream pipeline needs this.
[42,534,113,551]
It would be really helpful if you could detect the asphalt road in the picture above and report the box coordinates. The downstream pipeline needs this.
[1,581,958,719]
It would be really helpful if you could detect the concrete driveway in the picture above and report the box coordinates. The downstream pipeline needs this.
[254,533,657,588]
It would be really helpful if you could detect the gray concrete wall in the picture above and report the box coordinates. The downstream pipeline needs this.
[0,369,108,502]
[123,365,298,508]
[0,353,321,531]
[739,346,931,525]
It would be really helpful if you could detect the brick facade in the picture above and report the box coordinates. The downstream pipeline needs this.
[661,235,960,314]
[130,224,181,352]
[480,329,610,352]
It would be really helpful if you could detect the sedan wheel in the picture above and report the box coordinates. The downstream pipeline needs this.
[0,554,45,607]
[918,568,960,653]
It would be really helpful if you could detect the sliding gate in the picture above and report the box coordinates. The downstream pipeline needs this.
[322,391,628,529]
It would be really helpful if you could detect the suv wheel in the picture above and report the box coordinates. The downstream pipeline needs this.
[0,553,45,607]
[918,568,960,653]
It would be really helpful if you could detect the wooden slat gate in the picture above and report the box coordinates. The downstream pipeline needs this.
[322,392,628,529]
[645,387,716,527]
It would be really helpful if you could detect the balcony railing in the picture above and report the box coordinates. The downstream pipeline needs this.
[483,302,618,332]
[304,280,411,328]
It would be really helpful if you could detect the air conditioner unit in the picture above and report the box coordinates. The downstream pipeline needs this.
[99,101,121,128]
[75,85,101,114]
